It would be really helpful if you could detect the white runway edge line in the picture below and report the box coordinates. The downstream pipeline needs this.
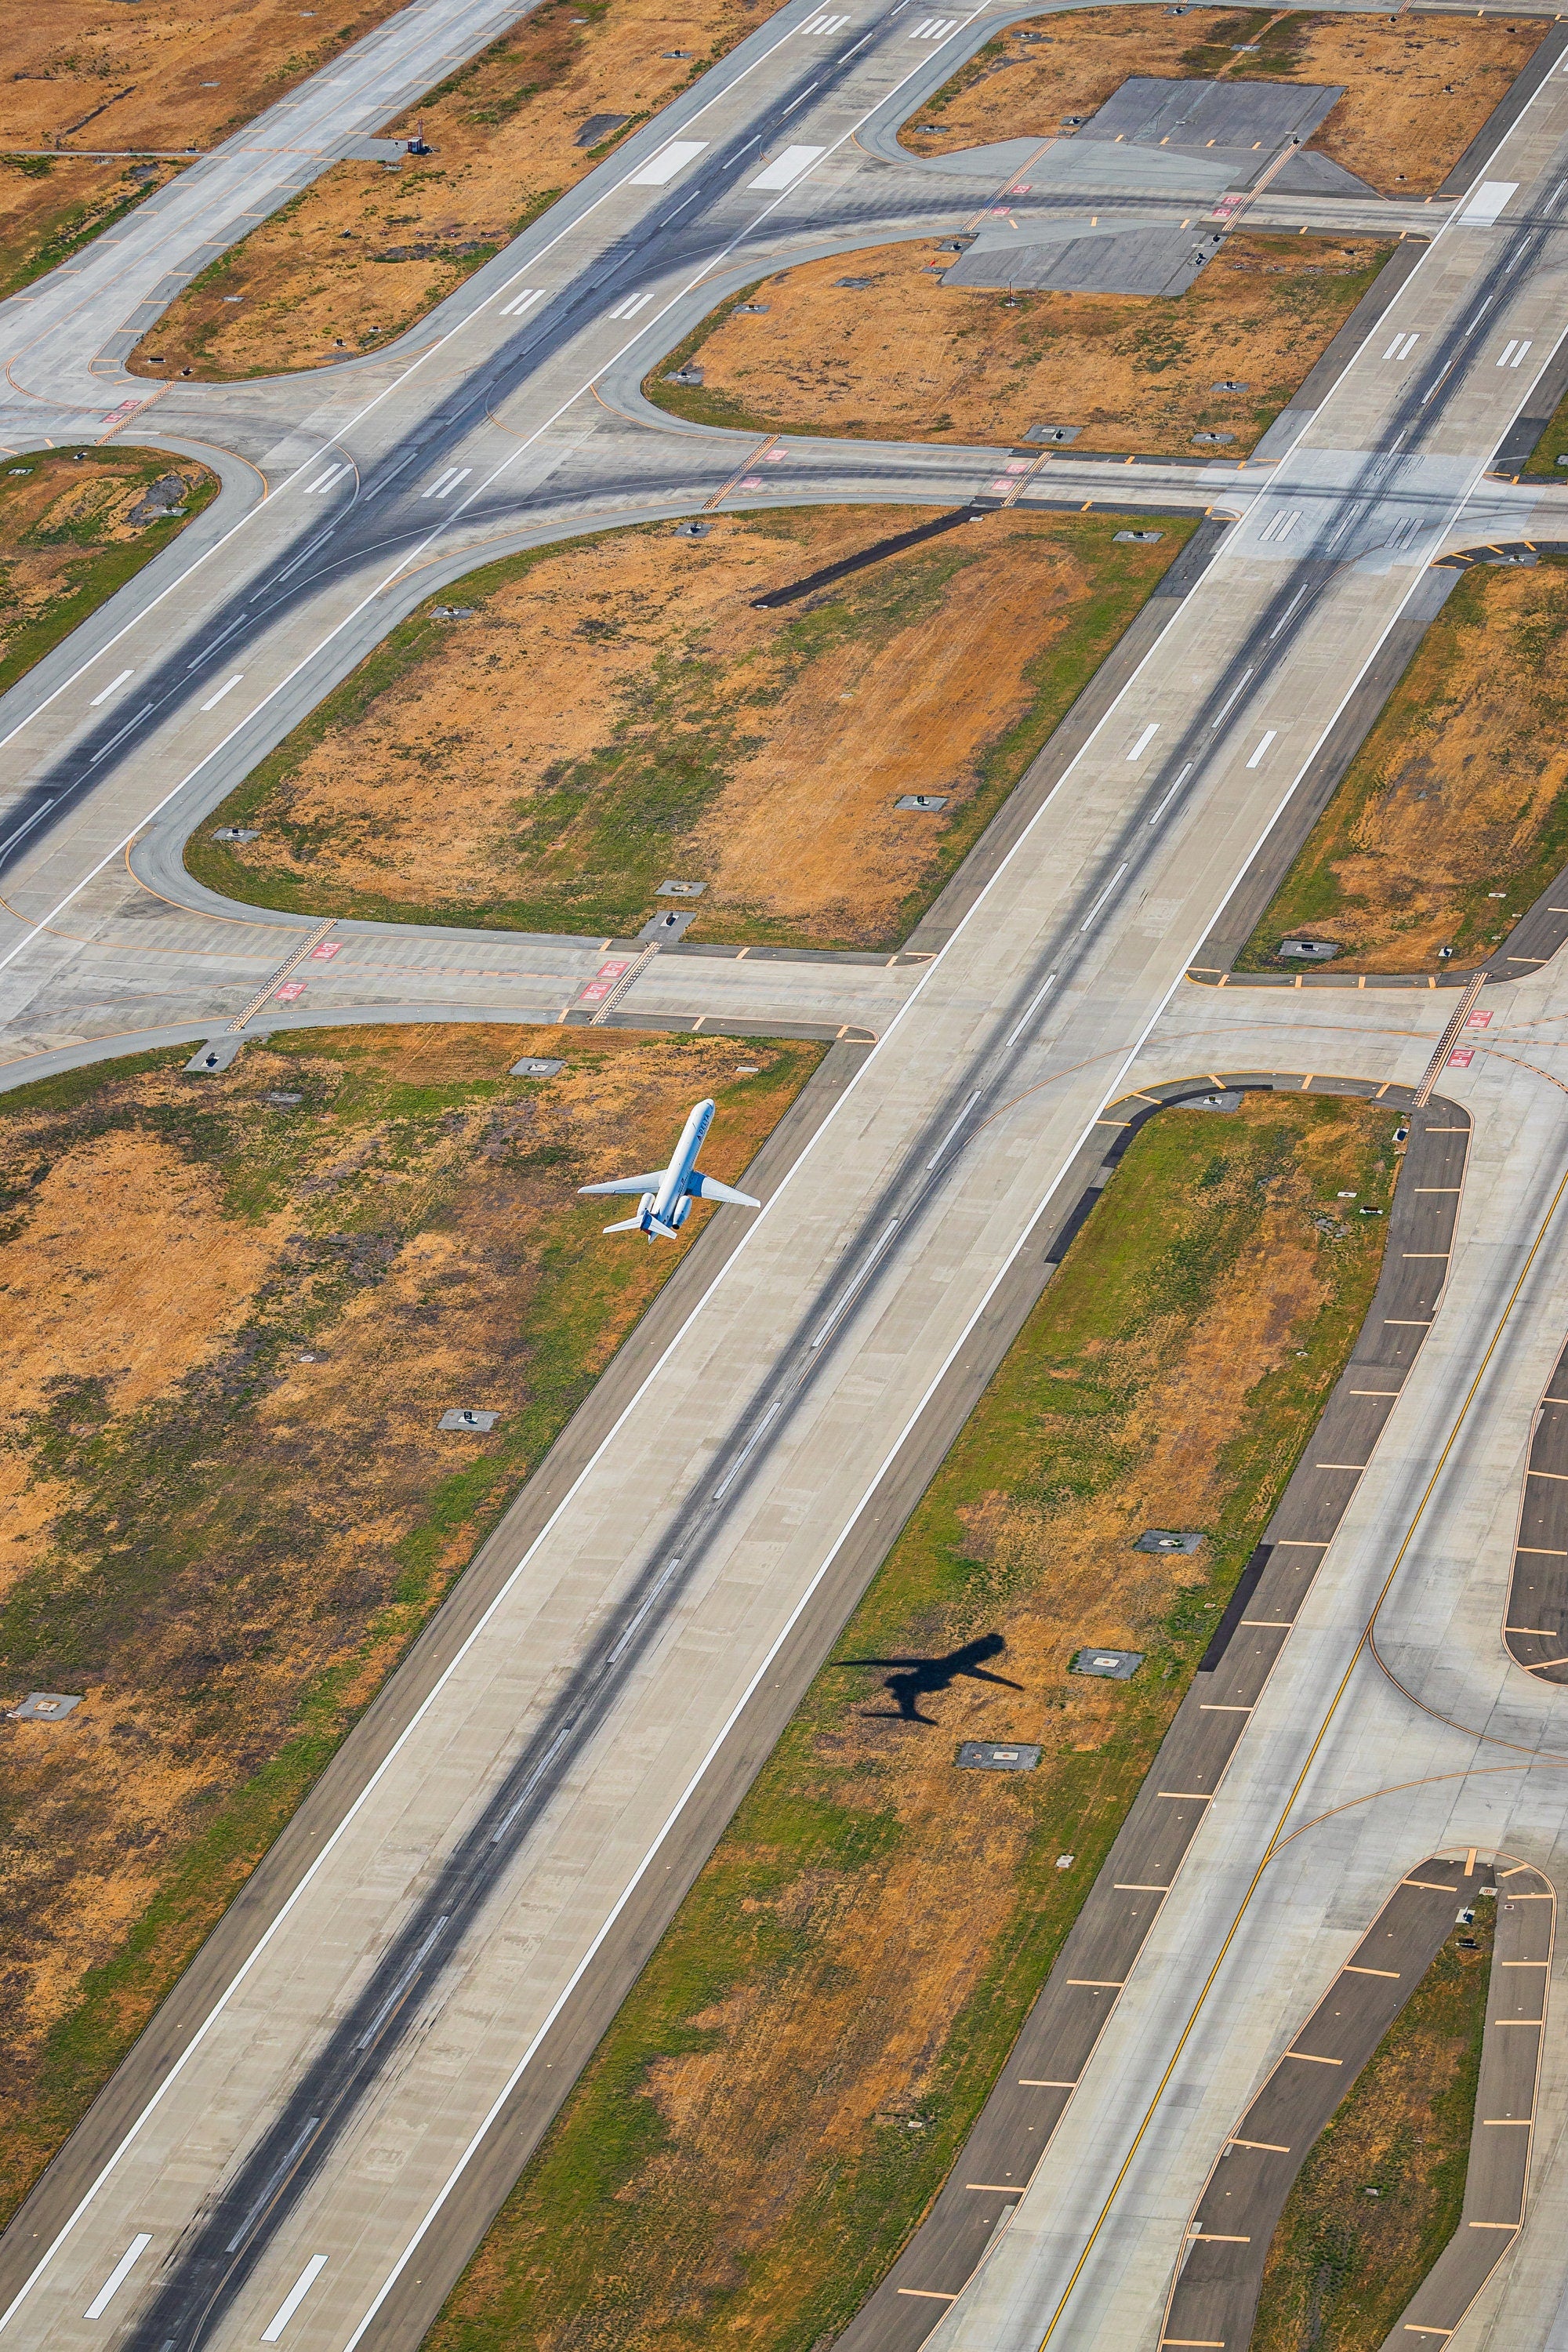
[262,2256,328,2343]
[334,468,1491,2352]
[0,96,1530,2336]
[0,0,991,990]
[0,0,856,765]
[0,6,1485,2332]
[82,2236,149,2321]
[0,219,1477,2332]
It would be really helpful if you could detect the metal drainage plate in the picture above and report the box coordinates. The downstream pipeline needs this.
[511,1057,564,1078]
[1025,423,1079,444]
[212,826,260,844]
[657,879,707,897]
[637,907,696,941]
[1178,1090,1241,1113]
[957,1741,1042,1771]
[1134,1528,1204,1555]
[1278,937,1339,961]
[896,793,949,811]
[440,1408,499,1433]
[185,1036,243,1075]
[1071,1648,1145,1680]
[1114,529,1163,544]
[9,1691,83,1722]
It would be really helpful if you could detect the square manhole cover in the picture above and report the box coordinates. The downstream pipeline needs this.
[1071,1648,1145,1679]
[956,1741,1042,1771]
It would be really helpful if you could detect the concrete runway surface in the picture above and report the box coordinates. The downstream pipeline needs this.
[5,1,1568,2348]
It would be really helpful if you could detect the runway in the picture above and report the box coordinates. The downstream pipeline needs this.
[5,1,1568,2348]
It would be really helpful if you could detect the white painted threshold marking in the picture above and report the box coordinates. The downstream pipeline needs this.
[84,2236,150,2321]
[1460,180,1516,224]
[1246,729,1276,768]
[262,2256,328,2342]
[89,668,132,706]
[201,674,243,712]
[628,139,706,184]
[749,143,825,188]
[1127,721,1159,760]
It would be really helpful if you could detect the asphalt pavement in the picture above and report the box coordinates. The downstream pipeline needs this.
[5,5,1568,2352]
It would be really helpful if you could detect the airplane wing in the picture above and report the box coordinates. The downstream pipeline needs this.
[688,1172,760,1208]
[578,1169,667,1197]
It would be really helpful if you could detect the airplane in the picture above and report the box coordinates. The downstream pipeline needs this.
[578,1097,760,1239]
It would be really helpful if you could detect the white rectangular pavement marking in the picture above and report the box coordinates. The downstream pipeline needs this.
[261,2256,328,2342]
[82,2236,150,2321]
[748,143,825,188]
[628,139,706,184]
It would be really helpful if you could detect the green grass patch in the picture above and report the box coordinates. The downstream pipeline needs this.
[1235,557,1568,974]
[425,1093,1401,2352]
[0,448,218,702]
[185,508,1195,949]
[1253,1906,1495,2350]
[0,1027,819,2229]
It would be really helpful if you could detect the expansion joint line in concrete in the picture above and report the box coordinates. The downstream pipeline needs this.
[227,916,336,1031]
[1033,1130,1568,2350]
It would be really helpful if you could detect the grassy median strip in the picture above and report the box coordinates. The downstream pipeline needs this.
[426,1091,1400,2352]
[0,448,217,702]
[0,1025,818,2230]
[1237,558,1568,974]
[644,236,1390,459]
[186,508,1193,950]
[1253,1907,1495,2351]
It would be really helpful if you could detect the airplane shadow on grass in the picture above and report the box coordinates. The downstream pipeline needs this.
[833,1632,1022,1726]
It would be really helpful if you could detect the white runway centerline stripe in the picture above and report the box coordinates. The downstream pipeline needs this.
[1127,722,1159,760]
[609,288,657,318]
[200,674,244,712]
[83,2236,150,2321]
[499,285,546,317]
[88,668,132,707]
[748,143,825,188]
[262,2256,328,2343]
[628,138,706,185]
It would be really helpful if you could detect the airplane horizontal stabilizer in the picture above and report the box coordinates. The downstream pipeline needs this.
[689,1172,761,1209]
[601,1213,649,1235]
[579,1169,666,1198]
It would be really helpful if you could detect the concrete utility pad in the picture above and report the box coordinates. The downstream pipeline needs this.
[1074,74,1345,177]
[944,223,1225,297]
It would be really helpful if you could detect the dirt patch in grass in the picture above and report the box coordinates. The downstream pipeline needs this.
[186,505,1192,949]
[1253,1906,1495,2351]
[125,0,784,382]
[424,1091,1399,2352]
[645,234,1390,457]
[1237,561,1568,975]
[0,1022,819,2230]
[900,7,1544,197]
[0,446,217,701]
[0,0,419,303]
